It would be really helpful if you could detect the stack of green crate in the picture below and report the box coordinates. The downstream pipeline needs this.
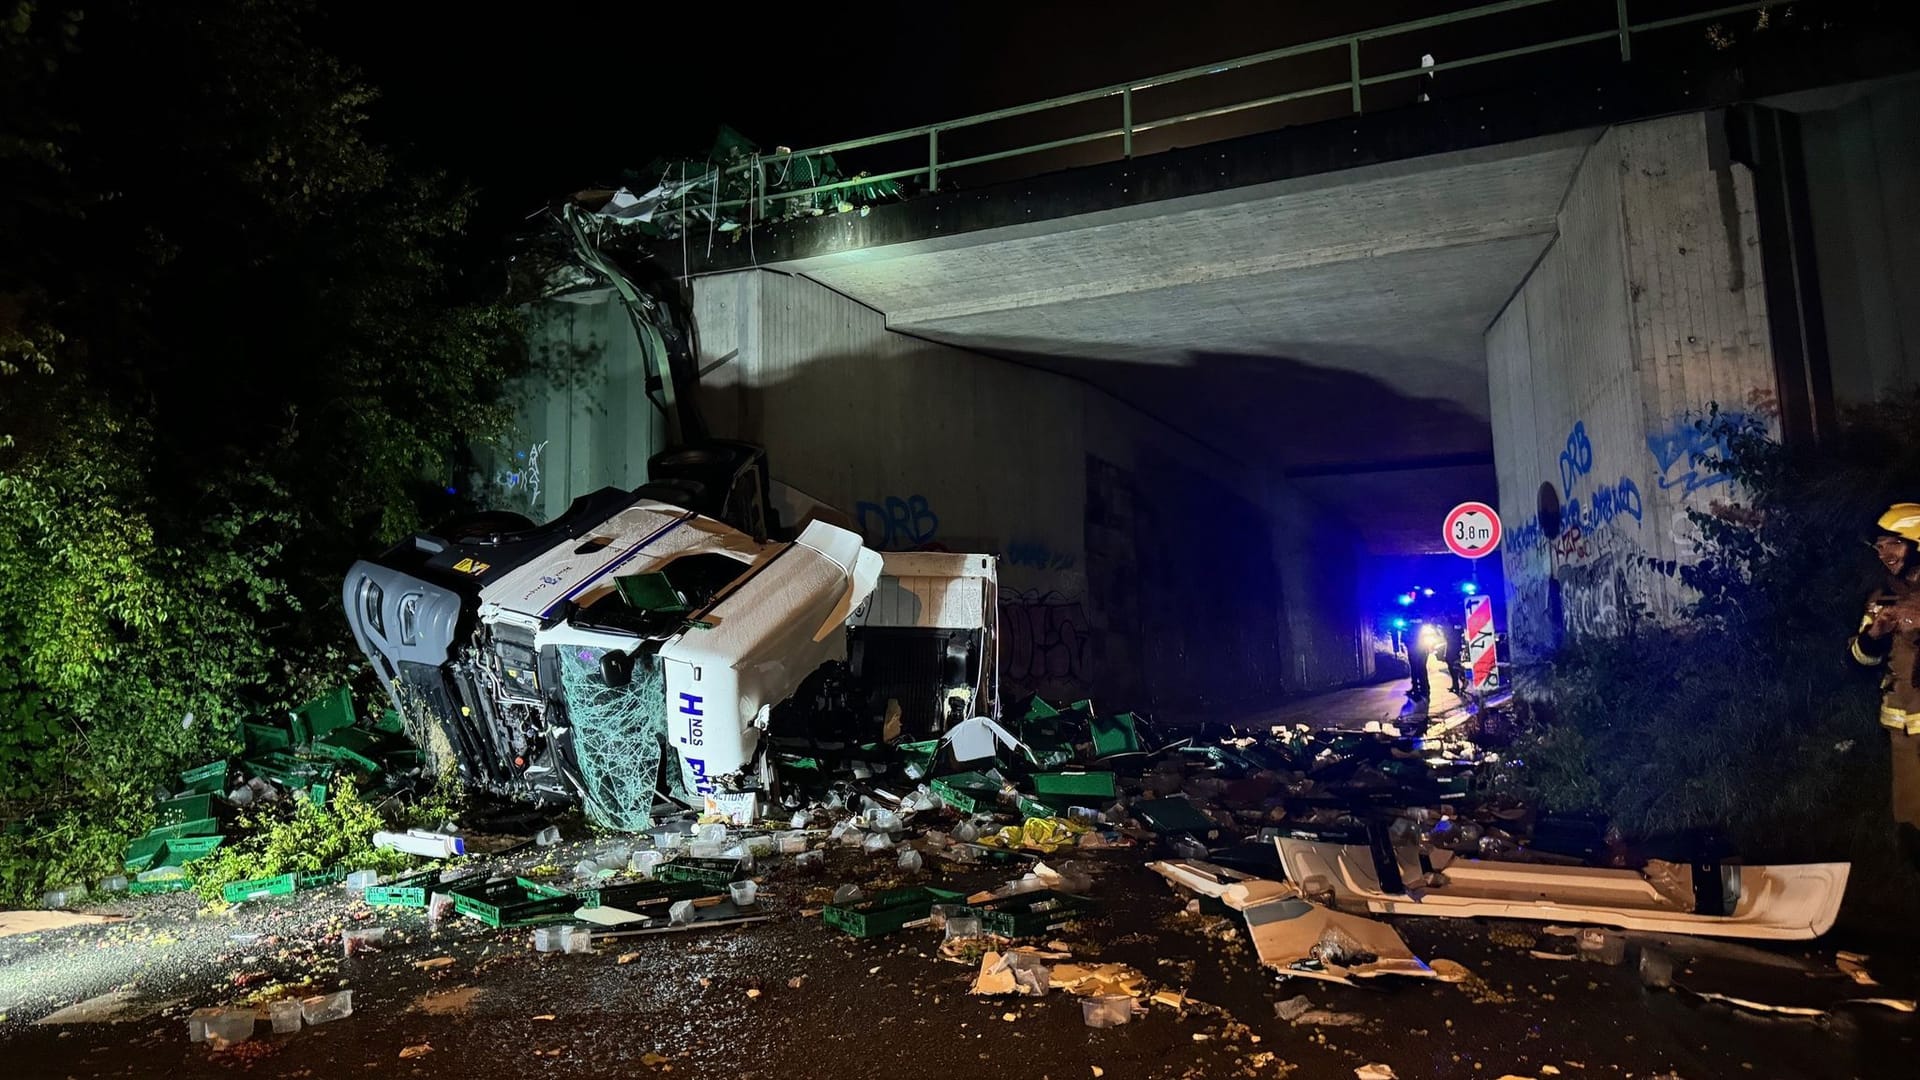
[123,787,223,876]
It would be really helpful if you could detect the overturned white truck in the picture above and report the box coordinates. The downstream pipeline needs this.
[344,483,997,830]
[346,214,998,829]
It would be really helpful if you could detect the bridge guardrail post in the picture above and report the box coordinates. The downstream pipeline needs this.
[1348,38,1363,114]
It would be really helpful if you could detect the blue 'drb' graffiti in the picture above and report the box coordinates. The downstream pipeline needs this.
[1559,421,1593,497]
[1646,412,1746,495]
[855,494,940,550]
[1563,475,1644,532]
[1508,421,1645,554]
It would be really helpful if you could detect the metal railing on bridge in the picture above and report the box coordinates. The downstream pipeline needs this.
[654,0,1794,230]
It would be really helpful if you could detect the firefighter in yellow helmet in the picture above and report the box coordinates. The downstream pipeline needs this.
[1851,502,1920,866]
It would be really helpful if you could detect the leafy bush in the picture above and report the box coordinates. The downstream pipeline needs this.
[1511,394,1920,925]
[188,779,412,903]
[0,420,279,901]
[0,1,524,900]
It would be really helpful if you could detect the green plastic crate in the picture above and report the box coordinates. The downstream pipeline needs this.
[308,728,386,773]
[448,877,577,928]
[1023,698,1062,723]
[965,890,1094,937]
[293,686,357,741]
[223,873,296,904]
[373,708,406,735]
[823,886,965,938]
[1129,798,1216,835]
[1022,743,1075,770]
[931,772,1001,815]
[1089,712,1142,757]
[655,857,747,890]
[1016,794,1056,820]
[1031,771,1116,799]
[159,835,224,867]
[123,835,167,873]
[896,739,941,779]
[130,876,194,895]
[297,866,346,890]
[365,870,436,908]
[242,721,293,755]
[154,793,212,826]
[179,761,229,795]
[243,752,333,785]
[146,817,219,841]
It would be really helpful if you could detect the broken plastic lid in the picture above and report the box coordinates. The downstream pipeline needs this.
[945,716,1022,763]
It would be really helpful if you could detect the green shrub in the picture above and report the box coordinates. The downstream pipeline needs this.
[188,779,412,902]
[1508,393,1920,928]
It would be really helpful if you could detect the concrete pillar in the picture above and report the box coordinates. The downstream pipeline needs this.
[1487,112,1776,662]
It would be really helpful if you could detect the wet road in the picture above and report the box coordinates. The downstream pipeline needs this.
[3,838,1914,1080]
[1223,655,1469,735]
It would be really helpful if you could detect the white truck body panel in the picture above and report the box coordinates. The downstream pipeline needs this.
[659,521,884,796]
[478,501,759,621]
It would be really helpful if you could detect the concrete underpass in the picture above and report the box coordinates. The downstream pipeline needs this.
[500,21,1920,718]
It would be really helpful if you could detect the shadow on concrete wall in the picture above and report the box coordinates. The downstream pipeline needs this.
[698,338,1486,714]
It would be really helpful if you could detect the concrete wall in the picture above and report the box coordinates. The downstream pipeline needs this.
[692,268,1369,711]
[1487,113,1776,662]
[483,296,664,522]
[1800,80,1920,405]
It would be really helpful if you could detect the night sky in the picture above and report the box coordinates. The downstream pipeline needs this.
[323,0,1504,230]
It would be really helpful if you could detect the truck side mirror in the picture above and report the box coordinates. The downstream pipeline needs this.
[600,649,635,688]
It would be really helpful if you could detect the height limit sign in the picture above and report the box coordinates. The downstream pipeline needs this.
[1443,501,1502,559]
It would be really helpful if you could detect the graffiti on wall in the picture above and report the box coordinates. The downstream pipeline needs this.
[1557,548,1685,638]
[1646,412,1748,495]
[1558,421,1593,497]
[1563,475,1644,534]
[1510,515,1547,552]
[855,494,941,550]
[998,588,1091,695]
[494,440,549,516]
[1509,407,1754,656]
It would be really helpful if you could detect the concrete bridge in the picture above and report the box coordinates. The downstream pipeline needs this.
[506,1,1920,712]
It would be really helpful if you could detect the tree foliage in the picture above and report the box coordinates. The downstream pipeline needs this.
[0,0,526,901]
[1515,394,1920,921]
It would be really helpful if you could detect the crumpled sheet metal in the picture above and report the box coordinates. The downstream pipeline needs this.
[1148,859,1434,985]
[1241,896,1436,984]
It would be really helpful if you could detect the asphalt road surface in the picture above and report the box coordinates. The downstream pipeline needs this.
[3,835,1914,1080]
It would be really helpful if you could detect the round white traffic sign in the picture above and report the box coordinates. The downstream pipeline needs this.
[1443,502,1502,559]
